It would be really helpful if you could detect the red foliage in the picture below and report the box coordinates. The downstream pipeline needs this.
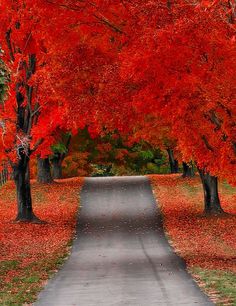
[0,0,126,162]
[119,1,236,182]
[150,174,236,272]
[63,152,92,177]
[1,1,236,218]
[0,1,127,218]
[0,178,83,288]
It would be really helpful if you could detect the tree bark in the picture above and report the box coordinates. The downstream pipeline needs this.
[51,155,63,179]
[13,154,40,222]
[51,134,71,179]
[182,161,195,178]
[37,157,53,184]
[198,169,224,215]
[167,149,179,173]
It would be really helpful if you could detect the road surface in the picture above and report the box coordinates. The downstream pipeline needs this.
[35,176,213,306]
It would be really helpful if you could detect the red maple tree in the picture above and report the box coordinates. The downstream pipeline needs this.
[0,0,128,222]
[118,0,236,213]
[0,1,90,221]
[1,0,236,219]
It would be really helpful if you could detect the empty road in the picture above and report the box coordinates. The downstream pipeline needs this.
[35,176,213,306]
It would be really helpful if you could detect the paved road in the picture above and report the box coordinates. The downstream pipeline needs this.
[35,176,213,306]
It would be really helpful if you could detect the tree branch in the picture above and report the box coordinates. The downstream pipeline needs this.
[45,0,124,34]
[202,135,214,152]
[5,29,15,62]
[30,138,44,154]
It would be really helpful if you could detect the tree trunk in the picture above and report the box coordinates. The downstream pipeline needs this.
[13,155,40,222]
[37,157,53,184]
[51,134,71,179]
[198,169,224,215]
[51,156,63,179]
[182,161,195,178]
[167,149,179,173]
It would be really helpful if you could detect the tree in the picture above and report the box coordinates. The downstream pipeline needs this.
[2,0,236,220]
[51,133,71,179]
[0,0,130,221]
[182,162,195,178]
[118,0,236,214]
[0,1,88,221]
[37,157,53,184]
[154,3,236,213]
[198,168,223,214]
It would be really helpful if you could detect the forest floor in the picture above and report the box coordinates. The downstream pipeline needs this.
[150,174,236,306]
[0,178,83,305]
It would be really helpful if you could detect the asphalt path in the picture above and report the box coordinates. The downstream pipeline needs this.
[35,176,213,306]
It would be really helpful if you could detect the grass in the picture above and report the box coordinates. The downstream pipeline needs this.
[0,178,83,305]
[0,252,71,305]
[220,181,236,195]
[0,260,20,274]
[192,268,236,306]
[150,174,236,306]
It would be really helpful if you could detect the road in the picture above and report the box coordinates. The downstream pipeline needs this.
[35,176,213,306]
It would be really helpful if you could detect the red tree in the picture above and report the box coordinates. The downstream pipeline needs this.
[0,0,130,221]
[0,1,89,221]
[117,0,236,213]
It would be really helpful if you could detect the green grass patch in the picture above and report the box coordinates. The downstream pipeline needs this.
[12,274,40,284]
[0,260,20,275]
[192,267,236,305]
[0,248,72,305]
[182,182,199,195]
[220,181,236,195]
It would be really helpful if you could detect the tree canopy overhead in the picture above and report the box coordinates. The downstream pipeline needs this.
[0,0,236,220]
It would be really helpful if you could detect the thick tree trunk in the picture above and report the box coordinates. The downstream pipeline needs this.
[167,149,179,173]
[51,156,63,179]
[37,157,53,184]
[182,161,195,178]
[13,155,40,222]
[198,169,224,215]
